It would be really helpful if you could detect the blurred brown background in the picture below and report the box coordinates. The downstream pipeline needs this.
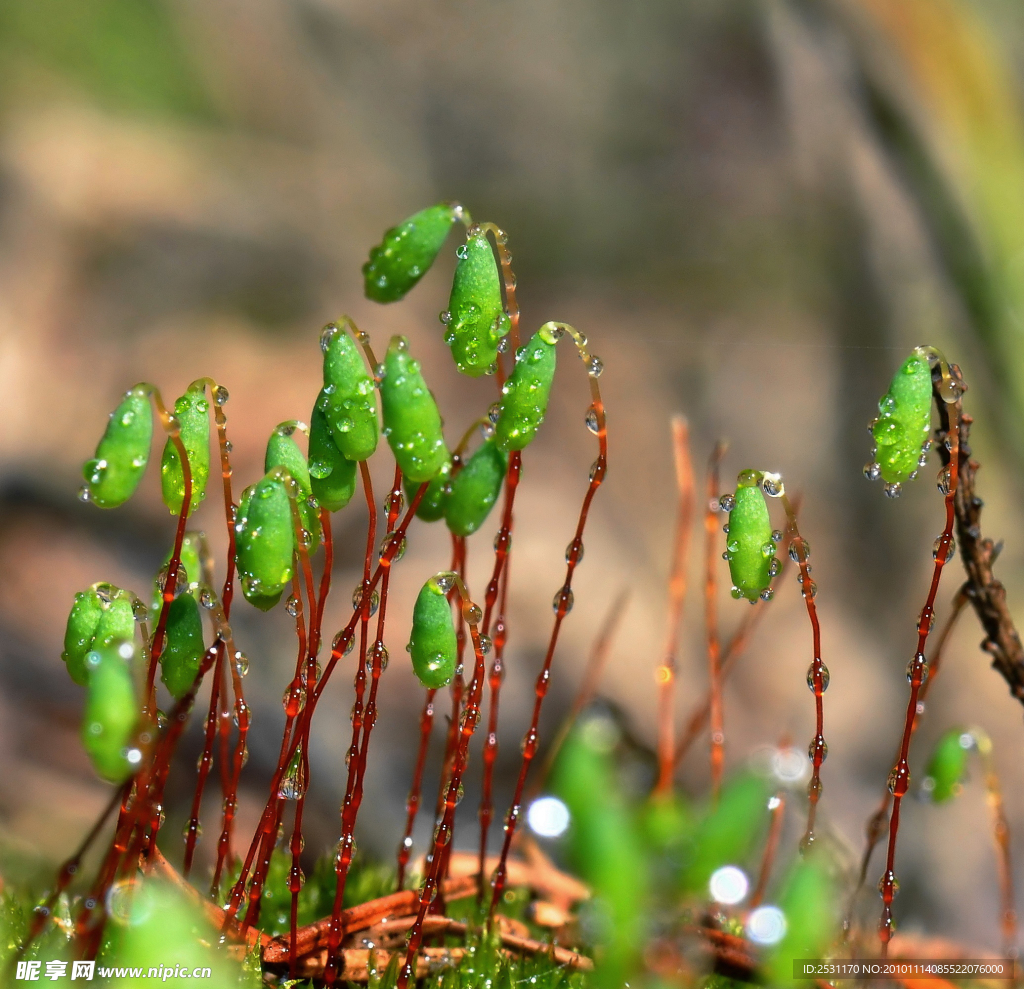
[1,0,1024,953]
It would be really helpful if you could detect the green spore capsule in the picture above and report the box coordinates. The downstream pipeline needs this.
[82,385,153,508]
[405,457,452,522]
[445,438,506,537]
[443,231,509,376]
[495,324,558,452]
[81,641,139,783]
[724,471,777,603]
[62,583,134,686]
[407,575,457,688]
[924,728,972,802]
[150,532,204,629]
[159,594,206,699]
[265,425,321,552]
[363,203,460,303]
[320,325,379,462]
[308,399,357,513]
[160,383,210,517]
[868,349,933,491]
[380,336,449,483]
[235,476,294,612]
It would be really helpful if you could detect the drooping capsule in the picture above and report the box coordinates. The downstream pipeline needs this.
[82,385,153,508]
[320,325,379,462]
[923,728,971,802]
[308,400,357,512]
[62,584,135,686]
[871,349,933,485]
[445,438,506,537]
[495,324,558,452]
[81,641,140,783]
[159,594,206,699]
[405,456,452,522]
[380,336,449,483]
[444,231,509,376]
[726,471,776,603]
[363,203,460,303]
[407,575,457,688]
[160,383,210,517]
[265,425,320,552]
[235,476,294,611]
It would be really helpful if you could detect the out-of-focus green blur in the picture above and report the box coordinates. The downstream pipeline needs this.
[1,0,1024,954]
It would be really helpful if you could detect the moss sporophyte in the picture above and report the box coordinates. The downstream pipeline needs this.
[12,203,1014,985]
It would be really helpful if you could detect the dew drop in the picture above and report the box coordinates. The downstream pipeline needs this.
[285,595,300,617]
[884,482,902,499]
[552,586,574,615]
[351,585,380,616]
[585,406,600,434]
[718,494,736,512]
[213,385,229,406]
[277,747,307,800]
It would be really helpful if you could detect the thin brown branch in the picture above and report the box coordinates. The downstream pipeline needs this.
[935,389,1024,707]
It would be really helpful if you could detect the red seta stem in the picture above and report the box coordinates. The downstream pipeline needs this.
[751,790,786,908]
[182,643,224,878]
[322,463,381,985]
[225,475,331,933]
[395,531,465,892]
[435,537,467,841]
[705,443,726,801]
[224,480,427,929]
[209,391,251,896]
[656,416,695,797]
[486,375,607,924]
[777,489,826,852]
[843,582,970,939]
[397,589,489,989]
[878,403,960,952]
[396,687,437,890]
[530,587,630,798]
[477,557,511,900]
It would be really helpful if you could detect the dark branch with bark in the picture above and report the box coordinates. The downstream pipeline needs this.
[934,366,1024,706]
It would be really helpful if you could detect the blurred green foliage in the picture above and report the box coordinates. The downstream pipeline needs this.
[0,0,213,119]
